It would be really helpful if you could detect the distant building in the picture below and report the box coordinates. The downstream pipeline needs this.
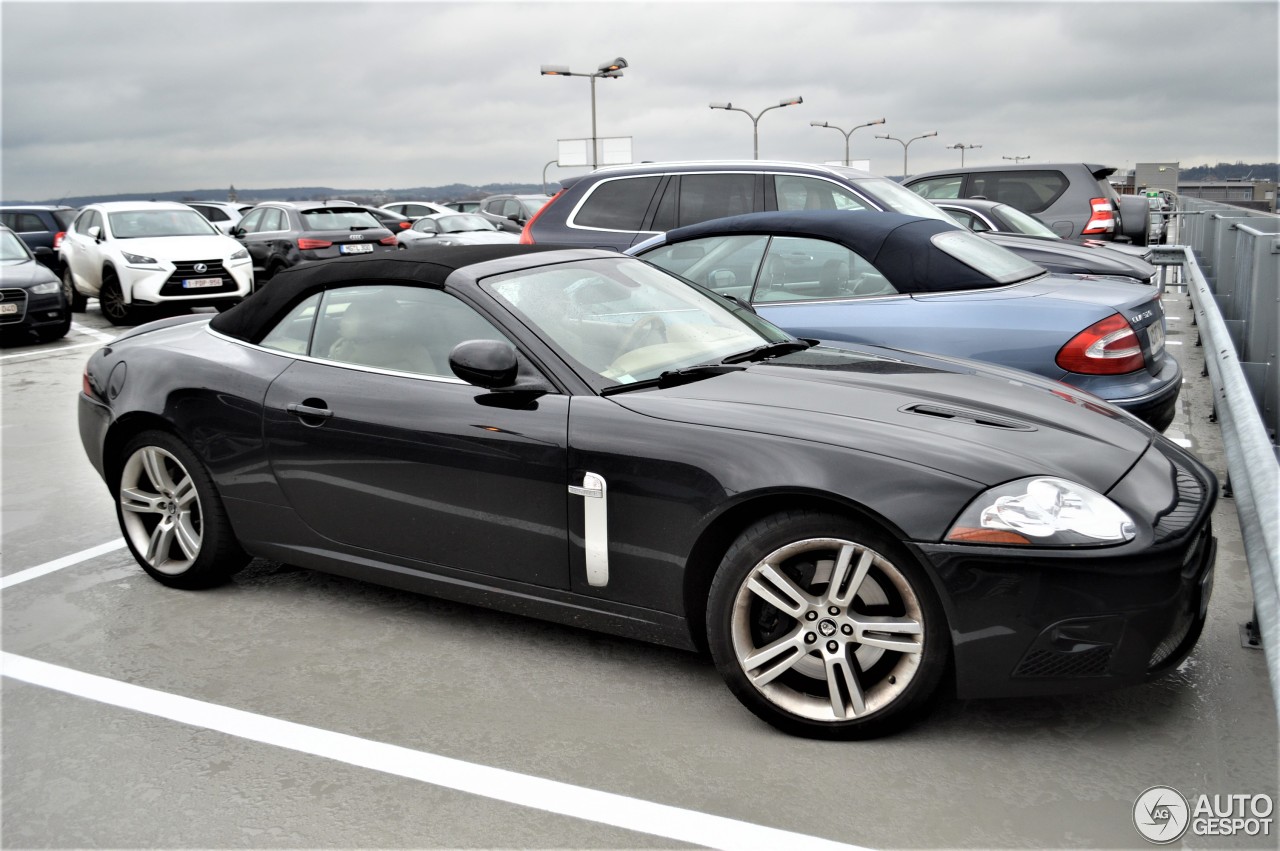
[1178,179,1277,213]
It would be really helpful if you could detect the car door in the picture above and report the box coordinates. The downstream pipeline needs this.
[63,209,105,290]
[261,284,571,588]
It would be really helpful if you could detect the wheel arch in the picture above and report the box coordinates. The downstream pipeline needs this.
[681,489,921,654]
[102,411,180,496]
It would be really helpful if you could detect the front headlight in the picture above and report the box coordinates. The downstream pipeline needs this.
[121,251,160,267]
[30,281,60,295]
[946,477,1136,546]
[229,248,249,261]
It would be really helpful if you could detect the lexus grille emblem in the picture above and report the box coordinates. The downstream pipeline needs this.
[194,263,208,274]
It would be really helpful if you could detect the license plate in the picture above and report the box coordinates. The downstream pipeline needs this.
[340,244,374,254]
[182,278,223,289]
[1147,320,1165,355]
[0,303,17,315]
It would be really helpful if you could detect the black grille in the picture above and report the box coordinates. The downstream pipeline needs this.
[159,260,238,296]
[1014,645,1113,678]
[1152,462,1206,543]
[0,287,30,324]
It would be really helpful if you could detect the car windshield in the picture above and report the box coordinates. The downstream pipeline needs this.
[436,214,496,233]
[483,256,791,388]
[108,209,218,238]
[839,173,956,223]
[931,230,1044,284]
[0,230,33,263]
[300,209,382,230]
[994,204,1060,238]
[520,198,549,213]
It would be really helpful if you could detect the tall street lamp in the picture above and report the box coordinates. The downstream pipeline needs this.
[709,96,803,160]
[810,118,886,167]
[875,131,938,178]
[1003,155,1031,163]
[946,142,981,166]
[541,57,628,170]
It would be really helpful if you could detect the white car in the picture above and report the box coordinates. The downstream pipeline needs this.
[184,201,254,234]
[381,200,455,220]
[60,201,254,324]
[395,213,521,248]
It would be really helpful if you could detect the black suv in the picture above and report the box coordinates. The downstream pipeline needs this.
[520,160,957,250]
[904,163,1151,244]
[0,205,78,274]
[230,202,397,283]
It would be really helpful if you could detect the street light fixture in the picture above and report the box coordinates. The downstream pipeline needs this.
[1003,155,1031,163]
[709,96,804,160]
[540,56,629,170]
[810,118,886,167]
[875,131,938,178]
[946,142,981,167]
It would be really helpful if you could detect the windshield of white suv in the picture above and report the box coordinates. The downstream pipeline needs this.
[0,230,33,263]
[484,256,791,387]
[108,210,219,239]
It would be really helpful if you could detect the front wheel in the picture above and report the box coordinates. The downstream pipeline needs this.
[98,272,135,326]
[116,430,250,589]
[707,511,949,739]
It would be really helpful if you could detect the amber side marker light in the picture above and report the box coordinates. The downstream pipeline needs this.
[945,527,1032,545]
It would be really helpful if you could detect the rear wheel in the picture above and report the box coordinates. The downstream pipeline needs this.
[98,272,134,326]
[116,430,249,589]
[707,510,949,739]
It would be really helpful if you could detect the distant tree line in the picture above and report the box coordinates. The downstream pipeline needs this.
[1179,162,1279,182]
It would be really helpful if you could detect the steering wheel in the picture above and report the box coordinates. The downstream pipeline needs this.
[614,315,668,359]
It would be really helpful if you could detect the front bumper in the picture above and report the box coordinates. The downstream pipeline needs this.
[123,258,253,305]
[918,437,1217,699]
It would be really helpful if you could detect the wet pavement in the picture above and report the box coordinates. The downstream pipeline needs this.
[2,290,1276,850]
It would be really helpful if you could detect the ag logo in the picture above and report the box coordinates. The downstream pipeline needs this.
[1134,786,1190,843]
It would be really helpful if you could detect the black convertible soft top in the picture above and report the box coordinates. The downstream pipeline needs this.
[210,244,566,343]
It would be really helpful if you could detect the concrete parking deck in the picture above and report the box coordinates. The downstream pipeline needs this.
[2,281,1276,849]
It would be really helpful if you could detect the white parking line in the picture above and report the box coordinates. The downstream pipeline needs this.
[70,322,118,343]
[0,539,126,591]
[0,340,102,361]
[1,652,865,851]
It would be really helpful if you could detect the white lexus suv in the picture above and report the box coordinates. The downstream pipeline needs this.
[60,201,254,325]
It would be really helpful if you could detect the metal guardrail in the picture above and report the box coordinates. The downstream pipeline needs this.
[1152,198,1279,718]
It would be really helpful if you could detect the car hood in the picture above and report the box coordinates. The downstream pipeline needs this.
[0,258,59,287]
[610,344,1152,491]
[985,234,1156,281]
[110,235,243,260]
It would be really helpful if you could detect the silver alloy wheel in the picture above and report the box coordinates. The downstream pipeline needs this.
[730,537,924,722]
[118,445,203,575]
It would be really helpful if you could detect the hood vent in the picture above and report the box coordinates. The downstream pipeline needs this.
[902,404,1035,431]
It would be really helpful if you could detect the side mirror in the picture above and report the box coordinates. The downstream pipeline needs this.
[87,225,102,240]
[450,339,521,388]
[229,226,245,237]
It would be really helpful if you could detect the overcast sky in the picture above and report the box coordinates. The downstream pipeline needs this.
[2,0,1276,202]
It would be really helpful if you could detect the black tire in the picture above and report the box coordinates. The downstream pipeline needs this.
[115,430,250,590]
[706,510,949,740]
[38,312,72,342]
[98,272,135,326]
[64,268,87,312]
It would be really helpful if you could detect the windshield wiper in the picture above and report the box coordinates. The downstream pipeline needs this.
[600,363,747,396]
[721,339,816,364]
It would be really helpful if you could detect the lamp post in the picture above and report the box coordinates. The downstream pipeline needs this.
[541,57,628,170]
[1002,155,1031,163]
[875,131,938,178]
[810,118,886,166]
[709,97,803,160]
[946,142,981,166]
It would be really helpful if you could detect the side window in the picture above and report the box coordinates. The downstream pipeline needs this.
[238,209,265,232]
[14,213,47,232]
[943,209,983,231]
[0,213,15,229]
[259,293,322,354]
[677,174,756,227]
[573,177,661,230]
[204,207,230,223]
[260,208,285,231]
[640,235,767,304]
[754,237,897,302]
[485,200,504,216]
[908,176,963,199]
[968,171,1066,214]
[773,176,869,212]
[310,285,508,378]
[82,210,103,235]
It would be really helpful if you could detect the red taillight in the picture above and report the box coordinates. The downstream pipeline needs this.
[297,237,332,250]
[82,369,96,399]
[1057,313,1144,374]
[520,189,561,244]
[397,221,411,229]
[53,231,65,249]
[378,235,398,245]
[1081,197,1116,235]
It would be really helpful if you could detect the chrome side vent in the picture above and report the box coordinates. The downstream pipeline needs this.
[902,404,1035,431]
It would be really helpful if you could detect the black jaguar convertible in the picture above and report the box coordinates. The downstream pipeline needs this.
[78,244,1216,739]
